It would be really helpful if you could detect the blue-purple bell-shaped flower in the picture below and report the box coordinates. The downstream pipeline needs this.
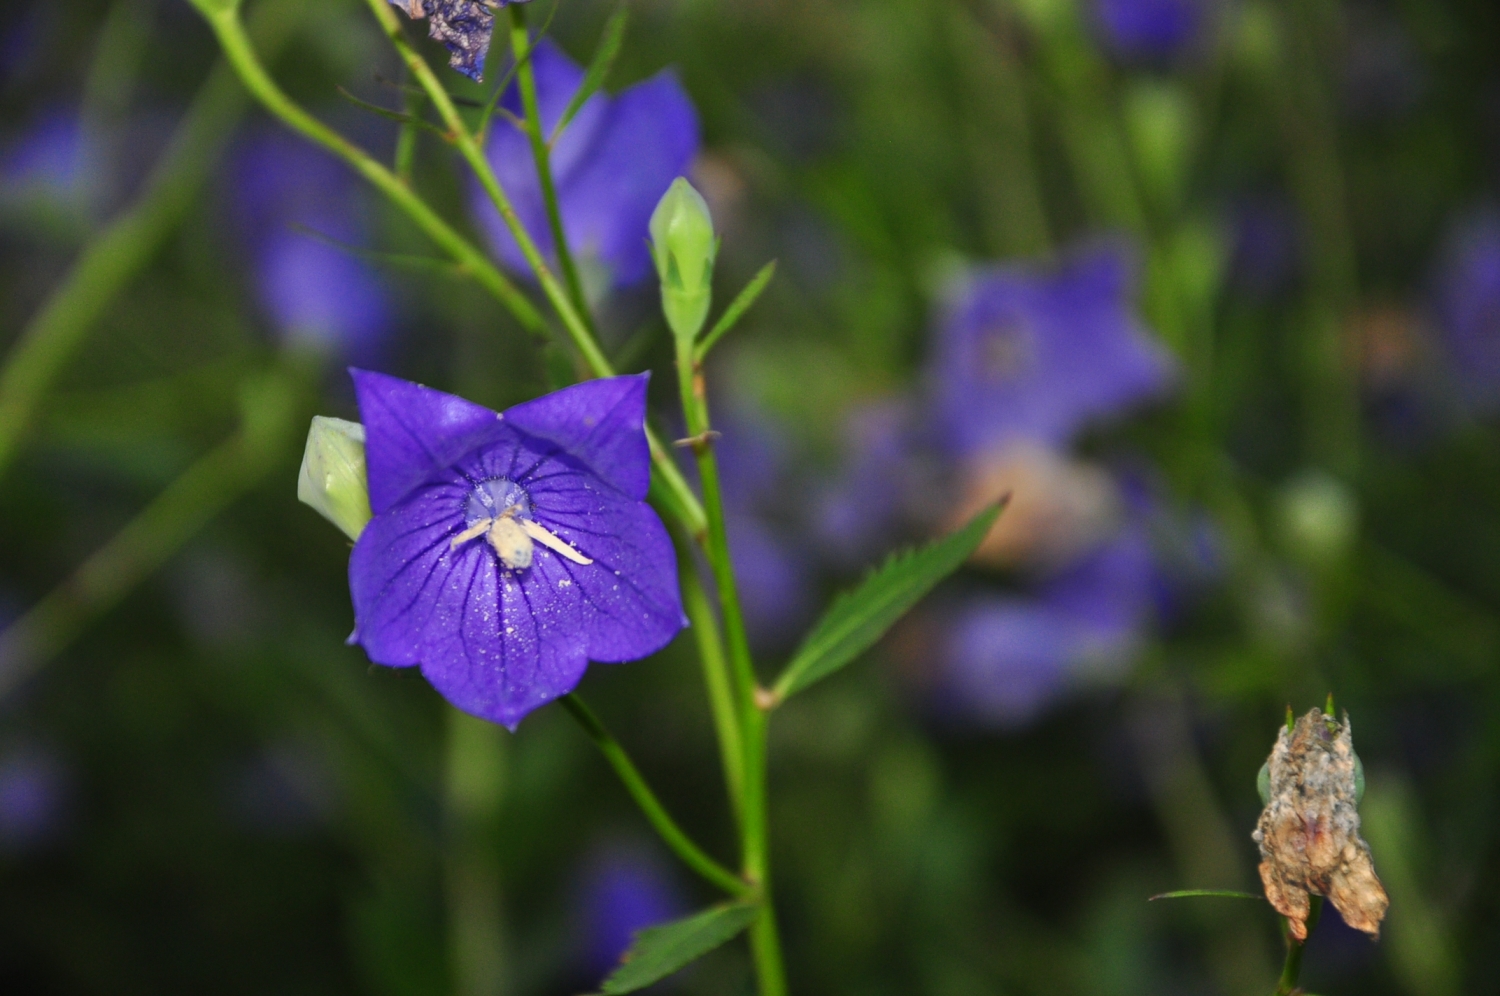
[474,40,699,296]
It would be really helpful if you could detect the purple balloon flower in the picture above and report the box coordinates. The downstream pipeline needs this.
[231,132,393,358]
[930,244,1177,456]
[575,842,684,979]
[0,744,69,852]
[475,40,699,291]
[0,110,101,217]
[937,525,1156,728]
[1434,212,1500,411]
[1092,0,1208,65]
[346,370,685,728]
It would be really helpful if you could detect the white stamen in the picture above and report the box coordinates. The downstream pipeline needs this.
[488,516,534,570]
[450,519,492,549]
[519,519,594,565]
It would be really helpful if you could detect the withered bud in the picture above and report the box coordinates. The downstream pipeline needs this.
[1252,708,1388,941]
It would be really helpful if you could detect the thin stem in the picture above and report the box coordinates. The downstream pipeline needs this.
[360,0,707,540]
[198,3,549,339]
[508,4,591,322]
[394,73,425,183]
[560,694,748,898]
[0,0,306,481]
[672,340,787,995]
[678,542,744,824]
[1274,896,1322,995]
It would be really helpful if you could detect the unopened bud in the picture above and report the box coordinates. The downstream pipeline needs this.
[650,177,716,341]
[297,416,371,541]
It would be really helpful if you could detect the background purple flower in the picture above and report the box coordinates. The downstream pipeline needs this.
[935,525,1155,728]
[929,244,1177,457]
[347,371,684,728]
[230,131,394,359]
[0,743,69,852]
[573,841,684,980]
[475,40,699,292]
[1434,212,1500,411]
[1092,0,1208,65]
[711,403,815,650]
[0,110,101,220]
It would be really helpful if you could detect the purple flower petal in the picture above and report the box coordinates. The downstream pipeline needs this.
[475,41,699,290]
[352,368,506,515]
[504,374,652,499]
[931,242,1177,454]
[348,373,683,728]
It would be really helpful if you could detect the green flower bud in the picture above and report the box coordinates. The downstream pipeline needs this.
[297,416,372,541]
[650,177,717,341]
[1277,469,1358,567]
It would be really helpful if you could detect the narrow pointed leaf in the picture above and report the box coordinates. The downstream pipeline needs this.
[696,260,777,361]
[598,900,760,994]
[550,4,629,144]
[334,87,451,139]
[771,502,1003,702]
[1147,890,1265,902]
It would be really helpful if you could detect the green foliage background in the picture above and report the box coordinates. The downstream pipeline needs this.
[2,1,1498,994]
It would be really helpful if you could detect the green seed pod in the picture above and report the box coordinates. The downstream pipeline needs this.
[649,177,717,342]
[297,416,372,541]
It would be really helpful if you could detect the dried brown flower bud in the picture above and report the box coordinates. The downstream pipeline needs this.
[1253,708,1389,940]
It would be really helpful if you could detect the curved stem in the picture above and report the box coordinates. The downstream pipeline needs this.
[359,0,706,541]
[560,694,748,898]
[196,3,548,339]
[508,4,591,323]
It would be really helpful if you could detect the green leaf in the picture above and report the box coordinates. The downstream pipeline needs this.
[1147,890,1265,902]
[551,4,629,144]
[771,502,1003,703]
[695,259,777,361]
[598,901,760,994]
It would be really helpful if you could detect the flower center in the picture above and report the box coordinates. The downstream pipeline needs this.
[463,477,532,526]
[451,477,593,571]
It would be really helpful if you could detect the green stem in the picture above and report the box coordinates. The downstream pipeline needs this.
[196,2,548,340]
[359,0,706,540]
[394,77,425,183]
[444,709,509,996]
[560,695,748,898]
[508,4,592,323]
[672,342,787,996]
[0,367,299,700]
[1274,896,1322,995]
[678,542,745,825]
[0,0,306,481]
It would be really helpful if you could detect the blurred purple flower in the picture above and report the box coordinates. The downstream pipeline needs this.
[231,132,394,358]
[0,744,69,852]
[475,40,699,292]
[0,110,101,217]
[936,525,1156,728]
[1227,196,1301,299]
[347,371,684,729]
[812,400,932,570]
[1434,212,1500,411]
[930,244,1177,456]
[388,0,529,82]
[1092,0,1208,65]
[711,404,814,650]
[575,842,684,979]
